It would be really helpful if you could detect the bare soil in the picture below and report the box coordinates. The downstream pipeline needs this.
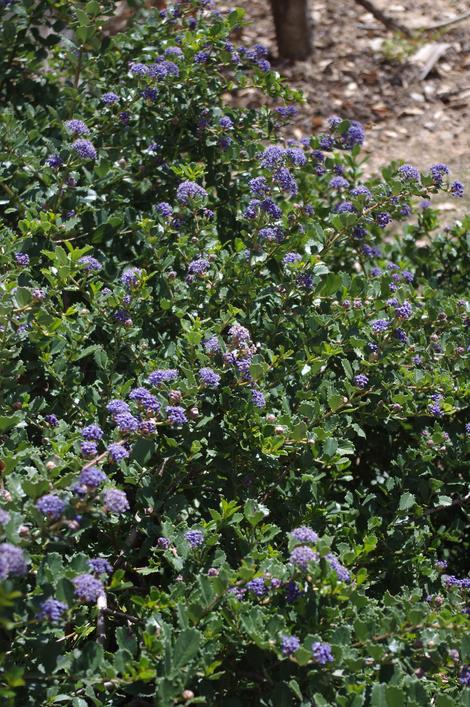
[223,0,470,216]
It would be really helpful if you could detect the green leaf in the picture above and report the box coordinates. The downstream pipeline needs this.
[171,628,201,671]
[14,287,32,307]
[435,696,457,707]
[461,634,470,660]
[385,685,405,707]
[398,492,415,511]
[370,684,387,707]
[0,415,21,432]
[327,392,344,412]
[244,499,269,527]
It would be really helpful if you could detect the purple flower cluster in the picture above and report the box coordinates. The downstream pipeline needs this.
[73,573,104,602]
[203,335,220,353]
[0,510,10,525]
[0,543,27,578]
[176,181,208,204]
[398,164,420,182]
[129,387,159,412]
[148,369,178,386]
[372,319,390,333]
[15,252,29,266]
[246,577,268,596]
[79,466,107,489]
[275,105,298,119]
[442,575,470,589]
[285,580,303,603]
[259,226,284,242]
[249,176,270,197]
[342,121,365,149]
[353,374,369,388]
[282,252,302,265]
[46,154,64,168]
[45,414,59,427]
[107,399,130,416]
[430,163,449,185]
[89,558,113,575]
[375,212,391,228]
[394,301,412,319]
[460,666,470,687]
[36,494,65,520]
[312,641,334,665]
[103,488,130,514]
[157,536,170,549]
[156,202,173,217]
[251,389,266,408]
[228,323,252,346]
[185,529,204,548]
[351,185,371,200]
[113,411,139,433]
[281,635,300,656]
[102,92,119,104]
[37,598,67,622]
[259,146,285,170]
[273,167,298,195]
[107,443,129,462]
[326,553,351,583]
[72,139,97,160]
[289,545,318,569]
[82,424,103,441]
[121,267,142,288]
[451,180,464,198]
[290,526,318,544]
[65,119,89,135]
[166,406,187,425]
[329,176,349,190]
[199,367,221,388]
[79,256,102,272]
[148,59,179,79]
[428,401,443,417]
[187,257,210,275]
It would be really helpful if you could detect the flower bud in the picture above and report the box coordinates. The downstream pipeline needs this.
[274,425,285,435]
[188,407,199,419]
[182,690,194,701]
[266,413,276,423]
[46,460,57,470]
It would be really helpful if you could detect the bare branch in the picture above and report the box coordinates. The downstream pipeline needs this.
[420,10,470,32]
[96,592,107,645]
[354,0,412,37]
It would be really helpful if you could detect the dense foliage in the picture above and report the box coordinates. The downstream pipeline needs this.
[0,1,469,704]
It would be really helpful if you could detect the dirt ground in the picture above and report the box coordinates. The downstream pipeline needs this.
[223,0,470,216]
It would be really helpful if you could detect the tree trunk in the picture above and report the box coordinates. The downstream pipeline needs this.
[269,0,312,61]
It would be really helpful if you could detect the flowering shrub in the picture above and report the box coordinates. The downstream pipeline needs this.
[0,0,469,704]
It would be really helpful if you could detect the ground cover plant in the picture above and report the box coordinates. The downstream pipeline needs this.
[0,0,469,704]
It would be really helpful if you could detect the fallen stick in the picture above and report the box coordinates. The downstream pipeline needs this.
[353,0,412,37]
[419,10,470,32]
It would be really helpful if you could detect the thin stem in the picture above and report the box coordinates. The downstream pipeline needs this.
[74,47,83,89]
